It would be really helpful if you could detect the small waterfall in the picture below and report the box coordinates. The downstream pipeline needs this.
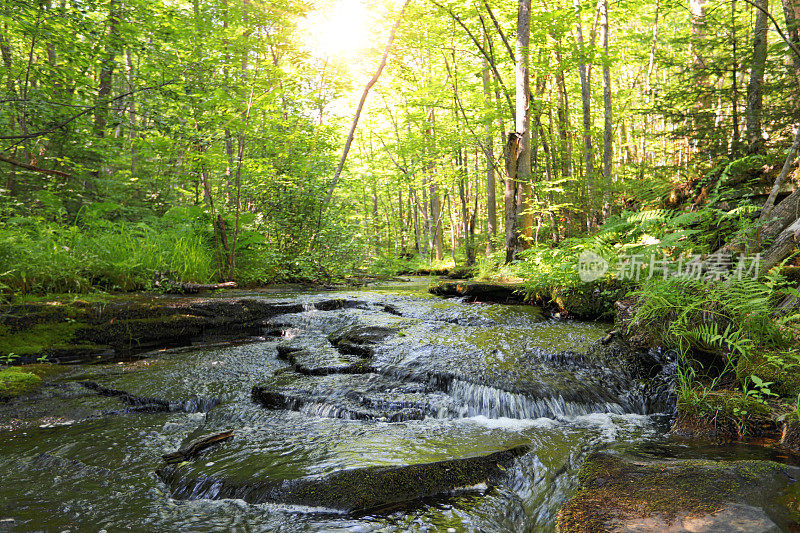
[448,379,626,420]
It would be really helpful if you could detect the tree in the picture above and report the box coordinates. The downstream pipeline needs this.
[573,0,595,228]
[746,0,769,154]
[506,0,532,263]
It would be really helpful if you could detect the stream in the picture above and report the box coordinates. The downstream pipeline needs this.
[0,279,677,532]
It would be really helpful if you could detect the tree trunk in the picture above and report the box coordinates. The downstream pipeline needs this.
[506,0,531,263]
[782,0,800,109]
[482,30,497,253]
[690,0,712,159]
[731,0,742,154]
[600,0,613,199]
[746,0,769,154]
[761,125,800,219]
[94,0,119,137]
[574,0,595,228]
[759,216,800,274]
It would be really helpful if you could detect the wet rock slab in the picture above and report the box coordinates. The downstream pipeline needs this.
[252,372,458,422]
[0,295,375,364]
[157,444,529,514]
[276,324,396,376]
[0,380,215,431]
[557,450,800,533]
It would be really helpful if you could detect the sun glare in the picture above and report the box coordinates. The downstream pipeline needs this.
[305,0,370,59]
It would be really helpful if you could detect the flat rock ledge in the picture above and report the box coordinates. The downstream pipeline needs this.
[0,295,358,364]
[157,445,529,514]
[557,451,800,533]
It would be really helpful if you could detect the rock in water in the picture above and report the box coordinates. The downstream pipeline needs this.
[157,445,529,514]
[557,450,800,532]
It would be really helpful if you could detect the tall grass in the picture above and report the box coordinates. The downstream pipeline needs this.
[0,218,214,293]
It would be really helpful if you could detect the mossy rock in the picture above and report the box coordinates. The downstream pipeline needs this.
[158,444,529,514]
[737,352,800,398]
[446,265,477,279]
[429,281,526,303]
[672,389,777,442]
[558,450,799,533]
[0,322,81,357]
[0,368,43,399]
[550,280,630,319]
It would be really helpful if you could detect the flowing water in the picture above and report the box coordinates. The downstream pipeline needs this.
[0,279,676,532]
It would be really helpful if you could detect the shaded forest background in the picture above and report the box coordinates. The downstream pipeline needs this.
[1,0,799,292]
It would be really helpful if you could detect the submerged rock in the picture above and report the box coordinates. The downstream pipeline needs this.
[157,444,530,514]
[557,450,800,532]
[328,325,396,357]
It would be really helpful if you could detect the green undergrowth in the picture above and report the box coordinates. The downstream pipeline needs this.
[0,202,367,296]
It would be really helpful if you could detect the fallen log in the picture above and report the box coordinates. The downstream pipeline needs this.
[757,217,800,275]
[162,430,234,464]
[711,188,800,258]
[154,280,238,294]
[761,125,800,220]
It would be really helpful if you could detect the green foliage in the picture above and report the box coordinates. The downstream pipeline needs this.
[630,275,789,370]
[0,215,214,293]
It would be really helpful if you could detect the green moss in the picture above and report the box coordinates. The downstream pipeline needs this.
[550,280,629,319]
[558,453,792,533]
[737,351,800,398]
[0,321,81,357]
[0,368,43,398]
[674,389,776,441]
[17,363,70,379]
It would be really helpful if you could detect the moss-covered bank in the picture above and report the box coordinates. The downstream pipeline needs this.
[557,451,800,532]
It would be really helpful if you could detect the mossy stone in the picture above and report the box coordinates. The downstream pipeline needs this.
[0,368,43,398]
[0,322,81,357]
[737,352,800,398]
[558,451,798,533]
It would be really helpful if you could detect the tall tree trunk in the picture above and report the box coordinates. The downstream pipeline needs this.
[574,0,595,228]
[0,26,13,93]
[506,0,531,263]
[641,0,659,169]
[94,0,118,137]
[690,0,712,159]
[746,0,769,154]
[482,30,497,253]
[731,0,742,154]
[783,0,800,91]
[600,0,613,215]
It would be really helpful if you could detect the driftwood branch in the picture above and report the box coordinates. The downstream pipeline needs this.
[161,430,234,464]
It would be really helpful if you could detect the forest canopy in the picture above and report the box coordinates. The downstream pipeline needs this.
[1,0,799,292]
